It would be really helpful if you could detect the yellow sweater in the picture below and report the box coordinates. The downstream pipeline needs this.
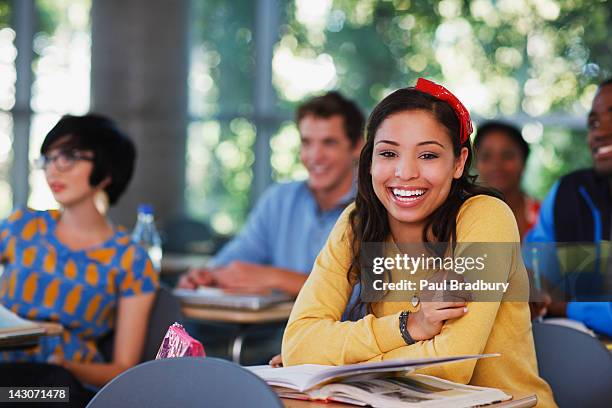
[282,195,557,407]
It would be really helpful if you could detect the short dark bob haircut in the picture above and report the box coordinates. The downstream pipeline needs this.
[40,114,136,206]
[473,120,529,163]
[296,91,365,146]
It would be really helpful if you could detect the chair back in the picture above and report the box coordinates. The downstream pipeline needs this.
[141,284,184,361]
[162,216,222,254]
[97,284,184,362]
[86,357,283,408]
[532,321,612,408]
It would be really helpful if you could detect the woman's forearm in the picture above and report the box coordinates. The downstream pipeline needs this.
[63,293,156,387]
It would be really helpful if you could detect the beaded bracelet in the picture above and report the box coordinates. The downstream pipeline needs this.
[399,311,416,345]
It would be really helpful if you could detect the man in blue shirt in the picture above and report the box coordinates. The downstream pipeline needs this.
[178,91,364,296]
[526,78,612,336]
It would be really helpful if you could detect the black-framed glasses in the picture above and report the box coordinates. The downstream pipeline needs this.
[34,150,94,172]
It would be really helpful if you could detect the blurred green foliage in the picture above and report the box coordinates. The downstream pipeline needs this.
[187,0,257,234]
[184,0,610,232]
[522,127,593,199]
[279,0,610,111]
[0,1,9,27]
[2,0,610,231]
[270,0,609,201]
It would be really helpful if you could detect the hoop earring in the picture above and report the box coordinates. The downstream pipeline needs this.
[94,190,110,215]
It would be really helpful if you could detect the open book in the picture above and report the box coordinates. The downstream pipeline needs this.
[0,304,46,347]
[248,354,512,407]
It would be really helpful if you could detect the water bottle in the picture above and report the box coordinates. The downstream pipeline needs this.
[132,204,163,272]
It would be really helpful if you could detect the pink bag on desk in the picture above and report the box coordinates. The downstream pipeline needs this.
[156,323,206,359]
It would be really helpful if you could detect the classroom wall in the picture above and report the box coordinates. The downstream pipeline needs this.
[90,0,190,228]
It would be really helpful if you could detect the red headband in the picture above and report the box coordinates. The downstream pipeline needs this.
[414,78,473,144]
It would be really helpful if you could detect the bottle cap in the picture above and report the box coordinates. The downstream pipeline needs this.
[138,204,154,215]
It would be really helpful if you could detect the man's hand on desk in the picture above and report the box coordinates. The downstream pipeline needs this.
[177,268,216,289]
[214,261,307,296]
[177,262,272,292]
[177,261,307,296]
[212,261,279,294]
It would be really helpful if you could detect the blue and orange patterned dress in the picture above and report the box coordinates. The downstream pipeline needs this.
[0,208,159,363]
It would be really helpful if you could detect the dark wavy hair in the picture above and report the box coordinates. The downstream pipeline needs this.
[347,87,499,317]
[40,114,136,206]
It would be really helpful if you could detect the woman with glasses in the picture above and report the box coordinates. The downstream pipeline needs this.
[0,114,158,405]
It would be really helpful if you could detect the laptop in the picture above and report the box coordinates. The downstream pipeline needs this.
[173,287,293,310]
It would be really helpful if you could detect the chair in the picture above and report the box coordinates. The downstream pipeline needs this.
[86,357,283,408]
[532,321,612,408]
[140,284,185,360]
[162,216,227,254]
[97,284,184,362]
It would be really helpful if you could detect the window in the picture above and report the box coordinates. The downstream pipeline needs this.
[273,0,610,200]
[186,0,611,234]
[0,1,13,218]
[187,0,258,235]
[1,1,610,227]
[28,0,91,210]
[0,0,90,217]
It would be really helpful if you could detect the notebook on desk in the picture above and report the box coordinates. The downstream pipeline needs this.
[173,287,293,310]
[0,304,46,347]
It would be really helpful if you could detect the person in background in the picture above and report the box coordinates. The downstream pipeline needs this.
[474,121,539,241]
[525,78,612,336]
[0,115,158,405]
[178,91,364,295]
[282,79,556,407]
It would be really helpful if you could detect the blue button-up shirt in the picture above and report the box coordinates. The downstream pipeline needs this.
[209,181,355,274]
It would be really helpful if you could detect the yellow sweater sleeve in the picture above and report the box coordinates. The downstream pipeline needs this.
[282,195,521,384]
[282,205,407,366]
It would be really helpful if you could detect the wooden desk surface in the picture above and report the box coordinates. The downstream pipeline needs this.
[36,321,63,336]
[281,394,537,408]
[0,321,63,349]
[182,301,294,324]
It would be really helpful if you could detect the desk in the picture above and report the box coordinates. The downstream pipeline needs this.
[182,302,294,363]
[35,321,63,336]
[182,301,293,324]
[281,394,537,408]
[0,321,63,349]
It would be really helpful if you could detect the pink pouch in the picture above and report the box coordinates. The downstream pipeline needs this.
[155,323,206,359]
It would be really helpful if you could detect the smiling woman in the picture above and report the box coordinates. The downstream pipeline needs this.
[370,109,468,236]
[474,121,539,240]
[282,79,557,407]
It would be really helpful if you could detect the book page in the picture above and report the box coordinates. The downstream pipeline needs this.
[246,364,333,391]
[247,354,499,392]
[315,374,510,408]
[0,304,37,330]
